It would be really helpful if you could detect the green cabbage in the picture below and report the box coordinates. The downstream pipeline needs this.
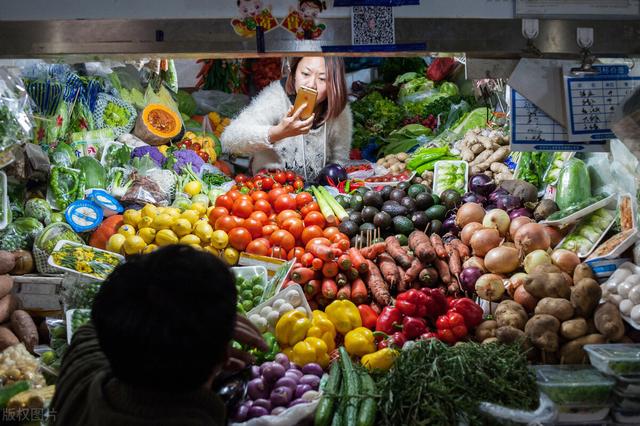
[451,107,490,134]
[24,198,52,224]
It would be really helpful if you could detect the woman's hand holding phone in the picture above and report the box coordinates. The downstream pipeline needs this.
[268,104,315,144]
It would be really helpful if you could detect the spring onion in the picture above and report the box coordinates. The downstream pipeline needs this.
[316,186,349,221]
[311,186,336,224]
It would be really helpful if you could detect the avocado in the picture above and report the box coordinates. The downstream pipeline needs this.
[381,201,408,218]
[395,234,409,246]
[361,206,379,223]
[430,219,443,236]
[350,194,364,212]
[400,197,416,213]
[414,192,434,210]
[393,216,415,236]
[336,195,351,209]
[339,220,360,238]
[355,186,369,196]
[397,181,411,192]
[441,189,462,210]
[410,211,429,231]
[360,222,376,233]
[380,186,394,200]
[426,205,447,221]
[432,194,441,205]
[389,189,406,203]
[408,184,428,199]
[373,211,392,230]
[344,208,354,216]
[348,211,363,225]
[363,191,383,208]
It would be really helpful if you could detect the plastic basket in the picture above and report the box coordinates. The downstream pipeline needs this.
[33,246,60,274]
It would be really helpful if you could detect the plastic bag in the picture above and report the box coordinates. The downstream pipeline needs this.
[478,392,556,425]
[0,68,34,152]
[229,398,320,426]
[121,173,169,206]
[192,90,249,117]
[6,143,50,182]
[146,168,177,202]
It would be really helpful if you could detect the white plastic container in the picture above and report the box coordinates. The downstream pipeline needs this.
[247,284,312,334]
[48,240,125,281]
[433,160,468,196]
[65,308,91,344]
[585,344,640,378]
[556,207,617,258]
[232,265,269,311]
[615,375,640,397]
[0,171,8,231]
[556,405,611,423]
[541,194,616,227]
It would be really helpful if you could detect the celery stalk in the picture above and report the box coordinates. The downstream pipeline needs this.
[311,186,336,224]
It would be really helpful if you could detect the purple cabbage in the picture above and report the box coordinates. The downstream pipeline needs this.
[131,145,166,167]
[469,174,496,196]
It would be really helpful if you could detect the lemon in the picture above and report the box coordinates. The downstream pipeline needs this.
[142,204,158,218]
[123,209,142,227]
[118,224,136,237]
[106,234,126,254]
[207,206,216,217]
[153,213,174,230]
[155,229,179,246]
[179,234,201,245]
[180,209,200,225]
[139,216,154,229]
[190,244,203,251]
[191,202,207,216]
[172,218,193,237]
[164,207,181,218]
[211,230,229,250]
[203,246,220,256]
[184,181,202,197]
[194,222,214,243]
[142,244,158,254]
[124,235,147,255]
[223,247,240,265]
[138,227,157,244]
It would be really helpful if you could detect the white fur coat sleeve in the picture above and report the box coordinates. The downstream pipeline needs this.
[221,82,289,155]
[327,104,353,164]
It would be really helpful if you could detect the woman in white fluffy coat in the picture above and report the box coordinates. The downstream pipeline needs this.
[221,57,352,182]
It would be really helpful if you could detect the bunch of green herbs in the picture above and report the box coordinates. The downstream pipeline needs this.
[351,91,402,148]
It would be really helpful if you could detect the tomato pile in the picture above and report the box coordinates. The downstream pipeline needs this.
[364,171,412,183]
[234,169,304,192]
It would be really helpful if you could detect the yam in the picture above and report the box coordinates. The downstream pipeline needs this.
[525,314,560,353]
[535,298,575,321]
[10,310,38,352]
[561,318,588,340]
[475,320,498,342]
[571,278,602,318]
[496,326,526,345]
[594,302,625,341]
[524,272,571,300]
[0,251,15,275]
[573,263,595,283]
[0,325,18,351]
[0,294,19,323]
[495,300,528,330]
[560,334,607,364]
[0,274,13,299]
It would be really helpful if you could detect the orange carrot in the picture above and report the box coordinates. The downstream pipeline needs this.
[322,261,339,278]
[337,283,351,300]
[365,260,391,306]
[347,267,359,281]
[311,258,324,271]
[305,279,321,298]
[336,272,348,287]
[321,278,338,299]
[309,244,335,262]
[348,248,368,274]
[337,254,352,271]
[360,242,386,260]
[431,234,447,259]
[385,236,412,269]
[403,258,425,288]
[434,258,451,284]
[377,252,400,289]
[446,243,462,277]
[450,239,470,260]
[351,278,368,305]
[291,267,315,284]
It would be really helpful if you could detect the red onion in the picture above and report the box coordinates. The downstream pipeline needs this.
[462,192,487,204]
[496,195,522,212]
[460,267,483,293]
[488,188,509,203]
[442,216,459,236]
[509,208,533,220]
[469,174,497,196]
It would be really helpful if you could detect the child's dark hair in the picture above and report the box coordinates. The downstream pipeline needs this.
[92,245,237,390]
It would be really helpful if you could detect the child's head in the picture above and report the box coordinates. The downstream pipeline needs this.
[237,0,263,18]
[299,0,326,20]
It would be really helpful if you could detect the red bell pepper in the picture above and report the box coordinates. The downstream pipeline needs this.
[358,304,378,330]
[436,312,468,344]
[375,306,403,335]
[420,331,438,341]
[449,298,484,328]
[402,316,428,339]
[396,289,428,318]
[375,331,407,350]
[420,287,448,319]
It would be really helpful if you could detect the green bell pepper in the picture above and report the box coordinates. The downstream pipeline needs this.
[250,332,280,363]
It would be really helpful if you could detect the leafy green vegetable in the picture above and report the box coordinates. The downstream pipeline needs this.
[177,90,197,117]
[451,107,490,135]
[50,142,77,167]
[74,156,107,189]
[515,152,553,189]
[102,143,131,169]
[0,217,44,251]
[351,91,402,148]
[556,158,591,210]
[103,101,131,128]
[397,76,435,101]
[201,172,231,188]
[438,82,459,97]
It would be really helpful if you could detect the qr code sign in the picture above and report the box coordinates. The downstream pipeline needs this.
[351,6,395,45]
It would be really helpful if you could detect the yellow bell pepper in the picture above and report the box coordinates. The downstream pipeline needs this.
[325,300,362,334]
[306,310,336,353]
[361,348,399,372]
[275,310,311,347]
[344,327,376,357]
[285,337,330,368]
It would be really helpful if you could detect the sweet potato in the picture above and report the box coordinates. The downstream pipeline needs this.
[571,278,602,318]
[384,236,412,269]
[496,326,526,345]
[560,334,607,364]
[365,260,391,306]
[594,302,625,341]
[535,298,575,321]
[561,318,588,340]
[0,274,14,299]
[403,258,425,288]
[360,242,386,260]
[573,263,595,283]
[445,243,462,277]
[408,231,436,264]
[10,310,38,352]
[475,320,498,342]
[525,314,560,352]
[0,251,15,275]
[0,325,18,351]
[524,272,570,300]
[0,294,19,323]
[377,253,400,288]
[431,234,447,259]
[495,300,528,330]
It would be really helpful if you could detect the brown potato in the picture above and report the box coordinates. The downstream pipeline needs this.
[571,278,602,318]
[561,318,588,340]
[594,302,625,341]
[535,298,575,321]
[475,320,498,342]
[524,272,571,300]
[560,334,606,364]
[525,314,560,352]
[495,300,528,330]
[496,326,526,345]
[0,251,15,275]
[573,263,595,283]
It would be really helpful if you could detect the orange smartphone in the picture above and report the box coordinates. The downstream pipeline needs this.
[291,86,317,120]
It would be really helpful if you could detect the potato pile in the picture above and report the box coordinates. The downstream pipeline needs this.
[377,153,410,175]
[454,129,513,183]
[477,262,627,364]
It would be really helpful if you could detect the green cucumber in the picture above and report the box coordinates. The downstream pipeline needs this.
[315,361,343,426]
[339,346,360,426]
[357,372,377,426]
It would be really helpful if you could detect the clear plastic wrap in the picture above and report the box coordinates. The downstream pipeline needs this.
[478,392,556,425]
[0,68,34,154]
[192,90,249,117]
[121,173,169,206]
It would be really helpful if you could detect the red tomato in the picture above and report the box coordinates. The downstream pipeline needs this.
[228,227,252,251]
[276,210,301,227]
[281,217,304,241]
[273,194,297,213]
[333,237,350,251]
[208,207,229,224]
[253,237,271,248]
[268,188,287,204]
[253,199,272,215]
[242,218,263,239]
[270,246,287,260]
[232,198,253,219]
[288,246,305,261]
[304,211,326,228]
[270,229,295,252]
[323,226,341,240]
[295,192,313,209]
[301,225,324,245]
[246,239,270,256]
[262,224,279,238]
[283,185,294,193]
[271,182,282,189]
[235,174,248,184]
[274,171,287,184]
[215,215,238,233]
[305,237,332,252]
[232,216,245,227]
[260,177,274,191]
[268,213,277,223]
[285,171,296,182]
[215,194,234,211]
[293,179,304,191]
[251,191,269,202]
[300,202,320,217]
[249,210,270,226]
[227,189,242,201]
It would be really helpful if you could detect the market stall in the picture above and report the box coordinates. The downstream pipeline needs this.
[0,47,639,425]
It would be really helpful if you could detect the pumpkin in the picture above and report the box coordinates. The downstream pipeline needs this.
[133,104,182,146]
[89,215,124,250]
